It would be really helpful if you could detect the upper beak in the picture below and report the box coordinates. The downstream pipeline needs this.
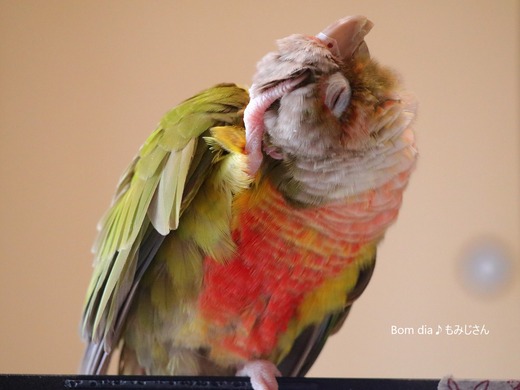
[316,15,373,60]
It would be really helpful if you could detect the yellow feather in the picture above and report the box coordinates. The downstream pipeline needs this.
[274,243,376,361]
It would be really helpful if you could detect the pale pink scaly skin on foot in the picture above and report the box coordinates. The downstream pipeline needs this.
[236,360,282,390]
[244,75,307,175]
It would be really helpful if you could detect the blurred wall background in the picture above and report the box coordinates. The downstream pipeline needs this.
[0,0,518,380]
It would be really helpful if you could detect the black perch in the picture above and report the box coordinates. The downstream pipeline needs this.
[0,375,441,389]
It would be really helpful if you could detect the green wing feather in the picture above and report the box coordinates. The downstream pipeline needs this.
[81,84,249,372]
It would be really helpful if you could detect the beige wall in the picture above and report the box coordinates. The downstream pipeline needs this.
[0,0,518,380]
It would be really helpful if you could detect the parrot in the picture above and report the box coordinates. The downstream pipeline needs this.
[80,15,417,390]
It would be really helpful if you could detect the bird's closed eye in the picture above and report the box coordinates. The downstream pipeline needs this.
[324,72,351,118]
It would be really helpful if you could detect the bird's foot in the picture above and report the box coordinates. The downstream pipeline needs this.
[236,360,281,390]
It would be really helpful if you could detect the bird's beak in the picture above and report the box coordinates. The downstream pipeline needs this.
[316,15,373,61]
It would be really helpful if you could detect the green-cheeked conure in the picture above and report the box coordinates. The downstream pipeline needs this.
[81,15,417,390]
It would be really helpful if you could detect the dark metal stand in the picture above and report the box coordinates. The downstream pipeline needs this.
[0,375,439,389]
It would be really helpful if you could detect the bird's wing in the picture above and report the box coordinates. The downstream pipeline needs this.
[277,251,376,377]
[80,84,249,374]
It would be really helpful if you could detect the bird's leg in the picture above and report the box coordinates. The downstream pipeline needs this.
[236,360,282,390]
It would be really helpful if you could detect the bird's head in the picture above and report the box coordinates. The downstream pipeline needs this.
[245,16,417,203]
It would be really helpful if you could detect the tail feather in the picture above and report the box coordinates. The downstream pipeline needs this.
[80,227,165,374]
[81,341,111,374]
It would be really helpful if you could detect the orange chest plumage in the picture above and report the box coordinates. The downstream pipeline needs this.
[197,174,407,360]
